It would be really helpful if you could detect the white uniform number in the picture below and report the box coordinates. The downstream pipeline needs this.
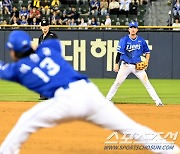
[32,57,60,83]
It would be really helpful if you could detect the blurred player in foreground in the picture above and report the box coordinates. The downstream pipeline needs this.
[0,30,179,154]
[106,21,163,106]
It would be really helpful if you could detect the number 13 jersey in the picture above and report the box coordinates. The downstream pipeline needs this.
[0,39,88,98]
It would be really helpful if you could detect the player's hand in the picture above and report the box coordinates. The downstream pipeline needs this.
[144,60,149,69]
[113,64,119,72]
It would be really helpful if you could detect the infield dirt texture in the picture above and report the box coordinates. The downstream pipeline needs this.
[0,79,180,154]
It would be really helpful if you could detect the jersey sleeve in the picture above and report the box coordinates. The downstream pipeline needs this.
[0,62,18,81]
[142,39,150,54]
[117,37,126,54]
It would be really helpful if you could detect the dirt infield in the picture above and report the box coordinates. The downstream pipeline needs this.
[0,102,180,154]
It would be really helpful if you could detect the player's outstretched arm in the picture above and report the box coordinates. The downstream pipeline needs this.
[0,62,17,81]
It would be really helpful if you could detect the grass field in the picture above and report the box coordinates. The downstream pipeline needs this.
[0,79,180,104]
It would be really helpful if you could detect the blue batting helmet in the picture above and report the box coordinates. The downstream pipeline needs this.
[6,30,31,52]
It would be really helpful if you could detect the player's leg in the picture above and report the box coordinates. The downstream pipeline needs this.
[0,80,167,154]
[86,83,179,153]
[0,89,86,154]
[0,99,68,154]
[106,62,132,101]
[134,70,163,106]
[0,80,107,154]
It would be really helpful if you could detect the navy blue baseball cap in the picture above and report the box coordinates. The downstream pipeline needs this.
[6,30,31,52]
[41,19,49,26]
[129,21,138,28]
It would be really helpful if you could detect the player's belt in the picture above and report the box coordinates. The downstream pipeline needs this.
[123,61,136,65]
[62,79,90,89]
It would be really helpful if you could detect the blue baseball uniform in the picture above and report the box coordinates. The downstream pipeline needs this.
[106,21,163,107]
[0,39,87,98]
[117,35,150,64]
[0,30,177,154]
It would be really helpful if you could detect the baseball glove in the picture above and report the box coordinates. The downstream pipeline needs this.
[135,61,148,70]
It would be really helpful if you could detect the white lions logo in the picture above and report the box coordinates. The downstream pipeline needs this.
[126,44,141,52]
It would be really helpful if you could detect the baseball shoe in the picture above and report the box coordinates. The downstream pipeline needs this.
[107,100,113,103]
[105,98,114,103]
[156,102,164,107]
[106,97,111,101]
